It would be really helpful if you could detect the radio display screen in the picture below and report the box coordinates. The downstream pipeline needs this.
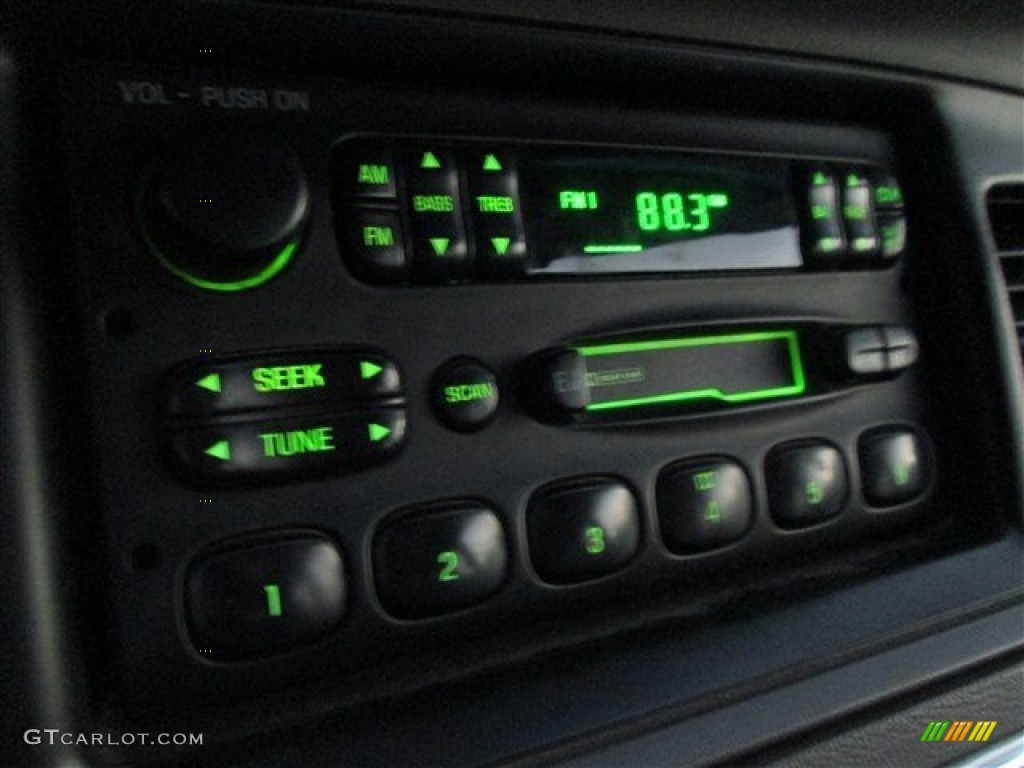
[518,150,801,274]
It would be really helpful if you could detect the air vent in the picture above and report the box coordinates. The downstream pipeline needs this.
[990,184,1024,356]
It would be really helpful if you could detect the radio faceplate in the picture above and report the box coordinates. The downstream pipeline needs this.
[64,62,944,708]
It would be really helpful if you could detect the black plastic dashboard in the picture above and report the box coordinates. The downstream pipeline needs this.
[1,2,1022,767]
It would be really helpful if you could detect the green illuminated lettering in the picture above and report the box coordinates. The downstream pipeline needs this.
[437,551,460,582]
[444,383,495,404]
[635,192,723,232]
[844,204,867,221]
[357,164,389,185]
[806,481,824,505]
[663,192,687,230]
[636,192,659,230]
[264,584,282,617]
[476,195,515,213]
[811,204,831,220]
[893,464,910,486]
[688,193,710,231]
[251,364,325,392]
[876,185,903,205]
[559,189,598,210]
[259,427,335,458]
[584,526,606,554]
[362,226,394,247]
[704,500,722,524]
[413,195,454,213]
[693,471,718,491]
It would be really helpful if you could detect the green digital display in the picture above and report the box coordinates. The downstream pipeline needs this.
[520,151,801,274]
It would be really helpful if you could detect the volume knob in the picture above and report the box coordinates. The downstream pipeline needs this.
[138,133,310,292]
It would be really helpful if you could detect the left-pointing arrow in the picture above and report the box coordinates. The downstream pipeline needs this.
[196,372,222,393]
[204,440,231,461]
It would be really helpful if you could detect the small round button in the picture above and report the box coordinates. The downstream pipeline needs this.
[431,358,499,432]
[138,132,309,292]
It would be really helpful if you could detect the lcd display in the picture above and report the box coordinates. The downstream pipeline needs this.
[518,150,801,274]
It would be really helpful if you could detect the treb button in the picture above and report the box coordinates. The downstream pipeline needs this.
[166,408,406,484]
[468,148,527,277]
[164,350,402,418]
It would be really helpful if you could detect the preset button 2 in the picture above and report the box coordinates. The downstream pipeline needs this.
[373,504,508,619]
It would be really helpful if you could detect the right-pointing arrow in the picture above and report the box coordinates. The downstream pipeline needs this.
[204,439,231,461]
[360,360,383,380]
[368,423,391,442]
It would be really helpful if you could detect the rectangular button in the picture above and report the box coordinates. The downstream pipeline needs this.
[403,146,471,281]
[334,140,397,199]
[877,212,906,259]
[468,148,527,278]
[344,208,407,283]
[187,534,346,659]
[164,350,402,418]
[841,170,880,256]
[166,408,406,484]
[872,172,904,209]
[803,167,847,259]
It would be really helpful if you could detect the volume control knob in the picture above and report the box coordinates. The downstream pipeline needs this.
[138,133,309,292]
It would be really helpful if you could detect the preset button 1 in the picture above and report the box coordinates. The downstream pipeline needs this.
[165,350,402,418]
[186,532,346,659]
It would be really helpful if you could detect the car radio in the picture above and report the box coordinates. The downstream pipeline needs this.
[63,62,936,707]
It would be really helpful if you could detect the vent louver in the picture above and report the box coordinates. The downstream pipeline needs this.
[990,184,1024,359]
